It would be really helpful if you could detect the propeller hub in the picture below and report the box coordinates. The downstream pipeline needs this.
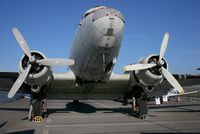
[157,59,165,67]
[29,56,37,64]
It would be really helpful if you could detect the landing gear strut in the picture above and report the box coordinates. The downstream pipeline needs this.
[132,97,148,119]
[28,87,48,122]
[28,99,44,121]
[131,86,148,119]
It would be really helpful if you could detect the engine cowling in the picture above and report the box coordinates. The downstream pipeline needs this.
[19,51,52,93]
[134,54,168,92]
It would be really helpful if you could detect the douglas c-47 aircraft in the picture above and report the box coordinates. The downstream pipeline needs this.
[0,6,200,120]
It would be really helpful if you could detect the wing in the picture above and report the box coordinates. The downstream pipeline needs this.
[0,72,18,91]
[0,71,130,99]
[159,74,200,90]
[48,72,200,100]
[1,70,199,100]
[147,74,200,98]
[48,72,131,100]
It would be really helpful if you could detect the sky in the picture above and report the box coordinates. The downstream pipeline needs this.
[0,0,200,74]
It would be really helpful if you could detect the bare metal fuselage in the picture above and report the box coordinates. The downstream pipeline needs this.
[69,7,124,82]
[49,7,128,100]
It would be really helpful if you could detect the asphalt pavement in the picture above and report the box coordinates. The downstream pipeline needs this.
[0,99,200,134]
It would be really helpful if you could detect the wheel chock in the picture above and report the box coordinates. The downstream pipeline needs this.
[33,116,43,122]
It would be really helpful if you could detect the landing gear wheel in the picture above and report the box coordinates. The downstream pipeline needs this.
[28,86,48,122]
[31,99,44,122]
[32,100,43,117]
[28,99,44,122]
[135,99,148,119]
[73,100,79,105]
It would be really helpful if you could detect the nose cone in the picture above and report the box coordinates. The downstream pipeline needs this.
[92,8,125,47]
[93,8,125,23]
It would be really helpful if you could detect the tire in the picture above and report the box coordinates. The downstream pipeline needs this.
[32,100,43,117]
[73,100,79,105]
[135,99,148,118]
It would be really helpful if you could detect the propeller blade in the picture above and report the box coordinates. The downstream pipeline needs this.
[161,67,184,95]
[159,32,169,61]
[37,58,75,66]
[8,65,31,98]
[12,28,31,59]
[123,63,156,71]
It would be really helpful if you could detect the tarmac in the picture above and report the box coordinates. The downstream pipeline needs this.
[0,98,200,134]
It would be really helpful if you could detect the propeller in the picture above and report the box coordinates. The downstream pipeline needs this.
[159,33,169,61]
[37,58,75,66]
[12,28,32,59]
[8,28,75,98]
[123,33,184,94]
[161,67,184,94]
[123,63,156,71]
[8,65,31,98]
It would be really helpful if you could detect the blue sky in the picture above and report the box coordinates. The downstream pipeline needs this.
[0,0,200,74]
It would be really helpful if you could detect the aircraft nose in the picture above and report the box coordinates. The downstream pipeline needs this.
[92,8,125,23]
[92,8,125,48]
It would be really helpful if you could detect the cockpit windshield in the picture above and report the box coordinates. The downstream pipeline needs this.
[83,6,106,18]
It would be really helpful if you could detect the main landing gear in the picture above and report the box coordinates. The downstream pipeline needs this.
[28,89,48,122]
[28,99,44,122]
[129,86,148,119]
[132,97,148,119]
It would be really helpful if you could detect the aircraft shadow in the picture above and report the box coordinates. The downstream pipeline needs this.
[0,101,132,118]
[0,108,28,112]
[1,101,200,120]
[6,129,35,134]
[47,101,134,117]
[0,121,7,128]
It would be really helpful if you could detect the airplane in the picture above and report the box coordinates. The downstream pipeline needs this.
[0,6,200,120]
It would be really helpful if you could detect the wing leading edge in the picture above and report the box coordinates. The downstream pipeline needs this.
[0,72,18,91]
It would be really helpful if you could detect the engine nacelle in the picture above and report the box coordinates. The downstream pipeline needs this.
[19,51,52,93]
[134,54,168,92]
